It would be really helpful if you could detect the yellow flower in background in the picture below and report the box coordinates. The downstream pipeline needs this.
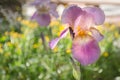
[45,36,50,42]
[17,17,22,21]
[114,31,119,38]
[50,20,60,26]
[57,32,61,37]
[10,31,22,38]
[33,43,39,48]
[28,22,38,28]
[6,42,13,46]
[4,31,9,36]
[104,23,109,27]
[0,48,3,53]
[38,39,42,44]
[52,28,58,35]
[110,24,115,31]
[103,52,109,57]
[59,25,65,31]
[21,19,38,28]
[57,25,66,36]
[21,20,30,26]
[66,49,71,54]
[17,16,38,28]
[53,47,58,53]
[20,34,25,39]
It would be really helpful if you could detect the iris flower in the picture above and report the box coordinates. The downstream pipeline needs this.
[31,0,58,26]
[49,5,105,66]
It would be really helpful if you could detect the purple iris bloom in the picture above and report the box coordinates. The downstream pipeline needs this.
[31,0,58,26]
[49,5,105,66]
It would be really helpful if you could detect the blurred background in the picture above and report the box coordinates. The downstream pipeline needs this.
[0,0,120,80]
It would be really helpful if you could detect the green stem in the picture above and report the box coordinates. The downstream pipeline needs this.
[70,57,81,80]
[40,32,47,50]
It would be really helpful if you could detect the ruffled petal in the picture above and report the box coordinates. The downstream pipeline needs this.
[61,5,82,27]
[74,11,94,33]
[32,12,51,26]
[49,28,69,49]
[83,7,105,25]
[72,35,100,66]
[90,28,104,42]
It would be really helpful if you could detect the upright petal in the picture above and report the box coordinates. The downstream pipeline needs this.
[83,7,105,25]
[49,2,58,18]
[49,28,69,49]
[61,5,82,27]
[32,12,51,26]
[49,10,59,18]
[74,11,94,33]
[90,28,104,42]
[72,35,100,66]
[31,0,50,6]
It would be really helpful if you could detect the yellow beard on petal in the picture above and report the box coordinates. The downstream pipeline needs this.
[75,26,92,37]
[73,34,93,46]
[75,26,87,37]
[87,31,92,36]
[78,30,86,36]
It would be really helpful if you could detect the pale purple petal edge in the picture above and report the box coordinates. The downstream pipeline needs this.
[90,28,104,42]
[49,28,69,49]
[61,5,82,26]
[49,38,60,49]
[83,7,105,25]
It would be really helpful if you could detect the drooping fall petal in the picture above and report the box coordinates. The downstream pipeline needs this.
[83,7,105,25]
[49,28,69,49]
[72,35,100,66]
[32,12,51,26]
[61,5,82,27]
[90,28,104,42]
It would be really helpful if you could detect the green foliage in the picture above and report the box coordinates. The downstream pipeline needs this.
[0,20,120,80]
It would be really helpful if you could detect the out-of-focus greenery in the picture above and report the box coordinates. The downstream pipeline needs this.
[0,17,120,80]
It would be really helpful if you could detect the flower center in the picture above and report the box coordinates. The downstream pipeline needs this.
[78,30,86,36]
[76,26,86,37]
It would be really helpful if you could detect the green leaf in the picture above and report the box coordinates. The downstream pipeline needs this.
[73,67,81,80]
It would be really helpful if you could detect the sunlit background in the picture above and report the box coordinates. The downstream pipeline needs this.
[0,0,120,80]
